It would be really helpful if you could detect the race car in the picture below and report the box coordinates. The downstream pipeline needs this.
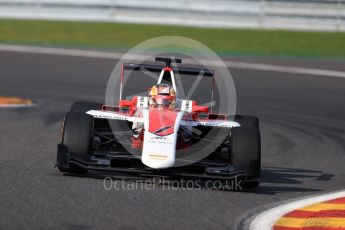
[56,57,261,189]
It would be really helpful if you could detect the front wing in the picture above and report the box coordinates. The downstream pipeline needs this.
[56,144,248,181]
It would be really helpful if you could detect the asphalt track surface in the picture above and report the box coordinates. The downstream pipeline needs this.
[0,50,345,230]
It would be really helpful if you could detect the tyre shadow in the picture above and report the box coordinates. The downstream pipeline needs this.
[253,166,334,195]
[59,166,333,194]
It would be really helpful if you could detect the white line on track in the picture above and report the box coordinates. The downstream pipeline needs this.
[1,44,345,79]
[249,190,345,230]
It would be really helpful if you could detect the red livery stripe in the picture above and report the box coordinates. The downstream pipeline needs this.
[148,110,178,136]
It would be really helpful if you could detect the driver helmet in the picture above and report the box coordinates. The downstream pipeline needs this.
[149,83,176,108]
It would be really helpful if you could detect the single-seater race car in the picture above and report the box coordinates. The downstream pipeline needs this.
[56,57,261,189]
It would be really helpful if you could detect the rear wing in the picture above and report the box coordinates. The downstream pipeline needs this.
[119,57,216,112]
[123,63,214,77]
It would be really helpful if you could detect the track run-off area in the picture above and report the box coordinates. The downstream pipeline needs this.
[0,45,345,230]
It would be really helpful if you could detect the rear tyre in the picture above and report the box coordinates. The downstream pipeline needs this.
[58,112,94,174]
[234,115,259,128]
[70,101,102,113]
[230,127,261,189]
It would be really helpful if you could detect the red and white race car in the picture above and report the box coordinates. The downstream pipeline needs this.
[56,57,261,189]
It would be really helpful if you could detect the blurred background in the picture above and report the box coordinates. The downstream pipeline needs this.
[0,0,344,57]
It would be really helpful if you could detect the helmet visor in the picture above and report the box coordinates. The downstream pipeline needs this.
[151,95,175,107]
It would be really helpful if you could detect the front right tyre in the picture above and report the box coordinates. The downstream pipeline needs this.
[57,112,94,174]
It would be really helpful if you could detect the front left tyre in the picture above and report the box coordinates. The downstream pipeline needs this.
[229,126,261,189]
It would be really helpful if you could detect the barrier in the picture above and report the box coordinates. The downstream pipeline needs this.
[0,0,344,31]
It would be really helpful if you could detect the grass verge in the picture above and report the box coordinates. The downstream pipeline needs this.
[0,19,345,58]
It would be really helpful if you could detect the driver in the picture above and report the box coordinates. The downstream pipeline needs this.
[148,83,176,109]
[132,83,177,139]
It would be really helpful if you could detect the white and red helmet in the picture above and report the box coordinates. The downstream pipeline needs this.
[149,83,176,107]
